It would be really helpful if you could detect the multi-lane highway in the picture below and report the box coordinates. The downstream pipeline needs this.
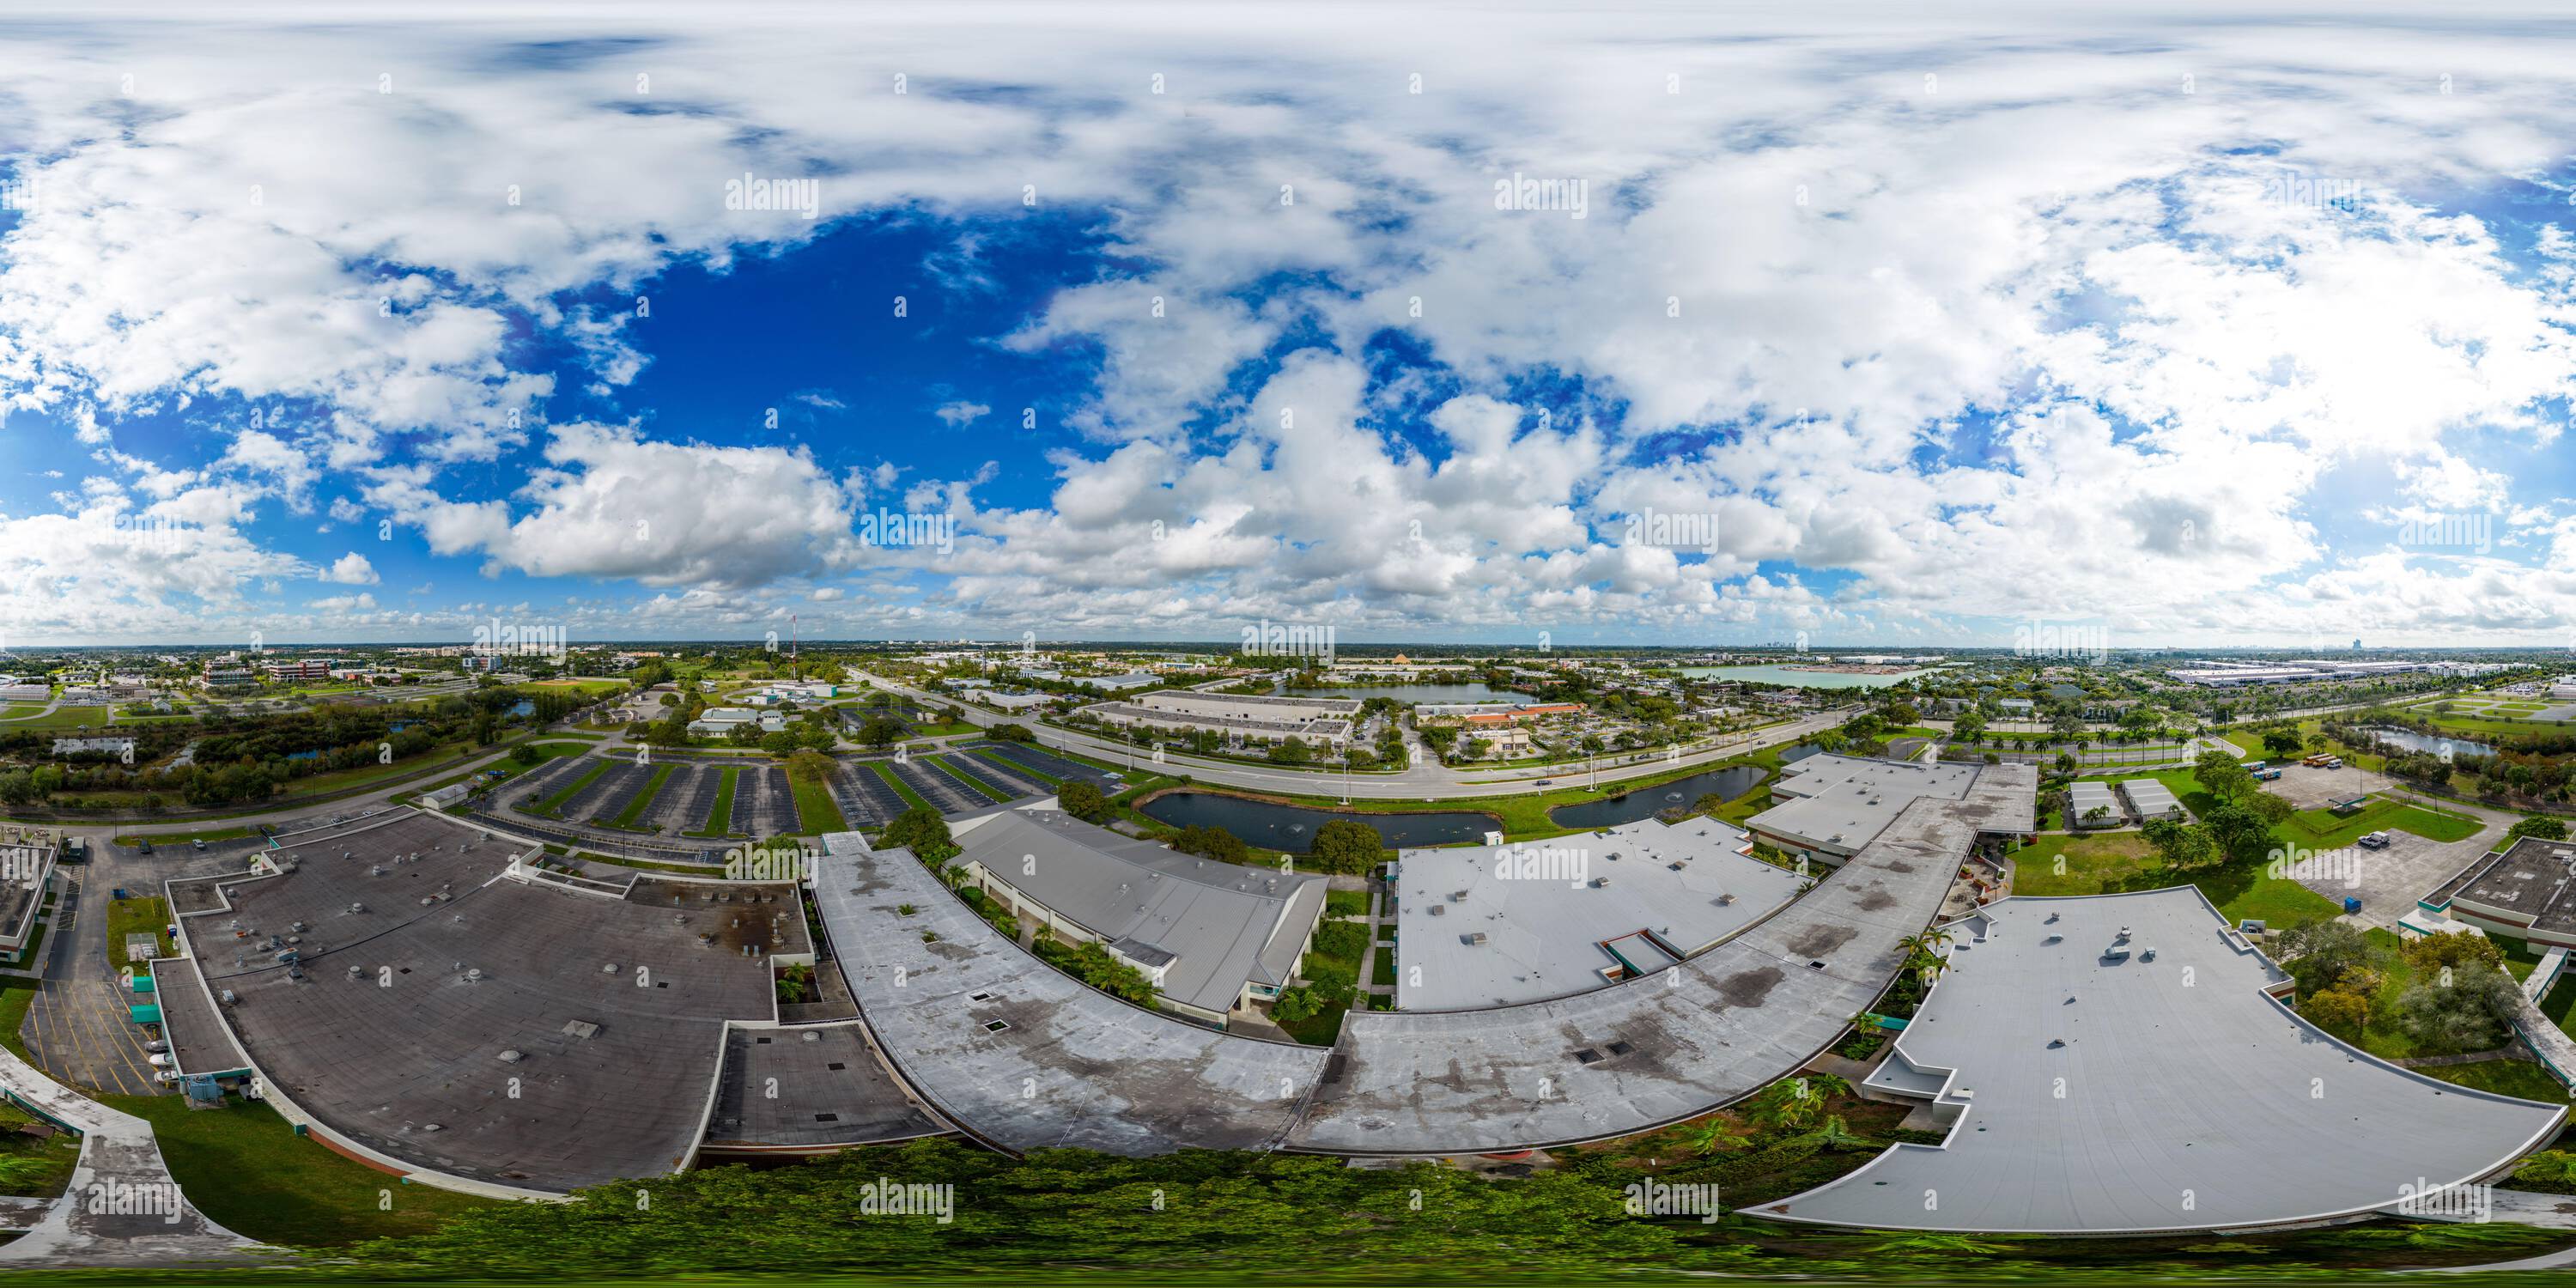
[853,671,1856,800]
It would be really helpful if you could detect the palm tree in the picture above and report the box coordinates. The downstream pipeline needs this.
[1684,1118,1731,1156]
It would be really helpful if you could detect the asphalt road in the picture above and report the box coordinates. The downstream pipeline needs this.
[855,671,1856,800]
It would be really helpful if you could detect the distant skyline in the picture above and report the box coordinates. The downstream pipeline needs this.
[9,3,2576,647]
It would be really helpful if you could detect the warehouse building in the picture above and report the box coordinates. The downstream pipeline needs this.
[1745,755,1989,862]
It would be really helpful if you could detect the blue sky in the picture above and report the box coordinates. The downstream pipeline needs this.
[5,2,2576,649]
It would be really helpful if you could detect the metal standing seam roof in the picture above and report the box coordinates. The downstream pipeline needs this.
[953,808,1329,1014]
[1750,888,2566,1233]
[2067,781,2122,827]
[2120,779,2184,821]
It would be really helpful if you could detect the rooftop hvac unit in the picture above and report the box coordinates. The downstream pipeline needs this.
[1427,905,1446,917]
[1589,877,1610,888]
[1463,932,1488,945]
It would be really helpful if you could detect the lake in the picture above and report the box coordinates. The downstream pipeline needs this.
[1138,792,1492,852]
[1675,664,1930,690]
[1546,764,1769,829]
[2360,726,2496,758]
[1283,683,1533,705]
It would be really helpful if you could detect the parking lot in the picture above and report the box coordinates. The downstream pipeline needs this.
[834,763,910,826]
[732,763,802,836]
[945,752,1044,799]
[887,756,985,814]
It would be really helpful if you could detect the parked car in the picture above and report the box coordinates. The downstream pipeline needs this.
[1534,779,1552,787]
[2357,831,2392,849]
[146,1053,173,1069]
[136,840,152,855]
[142,1039,168,1054]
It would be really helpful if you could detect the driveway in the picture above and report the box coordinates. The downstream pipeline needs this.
[18,843,245,1097]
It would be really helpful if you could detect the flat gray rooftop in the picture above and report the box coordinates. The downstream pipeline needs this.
[705,1024,947,1150]
[149,957,251,1077]
[1287,793,1978,1154]
[2445,835,2576,939]
[1391,817,1806,1011]
[817,841,1327,1155]
[1748,755,1983,854]
[1751,889,2564,1233]
[177,810,792,1192]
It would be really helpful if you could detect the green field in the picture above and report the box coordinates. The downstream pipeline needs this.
[105,1095,501,1246]
[112,824,264,847]
[2012,832,2340,927]
[787,772,847,835]
[103,893,173,976]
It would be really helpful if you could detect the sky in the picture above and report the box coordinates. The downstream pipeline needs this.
[6,1,2576,651]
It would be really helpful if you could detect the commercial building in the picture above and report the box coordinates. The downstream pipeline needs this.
[1084,690,1359,744]
[689,707,788,737]
[1389,817,1805,1011]
[261,658,337,681]
[1752,889,2562,1233]
[2167,659,2441,687]
[947,804,1327,1028]
[2423,835,2576,949]
[1745,755,1989,862]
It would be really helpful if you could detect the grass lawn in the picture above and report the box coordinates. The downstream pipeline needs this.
[2013,832,2339,927]
[112,824,264,847]
[866,761,931,813]
[103,1095,500,1247]
[2280,798,2481,848]
[0,707,108,730]
[0,978,33,1060]
[102,894,173,976]
[684,767,739,839]
[1324,890,1370,919]
[608,763,676,829]
[534,759,611,816]
[927,756,1013,804]
[2414,1059,2573,1105]
[0,1097,83,1200]
[787,773,848,835]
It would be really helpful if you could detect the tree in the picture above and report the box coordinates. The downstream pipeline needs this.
[2199,802,2275,866]
[2300,985,2370,1036]
[2262,729,2306,760]
[2276,920,2371,993]
[990,724,1036,743]
[2194,750,2255,803]
[1065,940,1157,1005]
[881,807,957,864]
[783,750,836,784]
[1743,1072,1851,1134]
[857,716,905,750]
[1271,986,1324,1024]
[1267,737,1314,766]
[2139,817,2216,870]
[1058,779,1113,825]
[1308,819,1386,876]
[2393,960,2518,1054]
[2506,816,2570,843]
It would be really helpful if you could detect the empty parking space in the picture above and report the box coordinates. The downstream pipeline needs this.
[969,742,1115,788]
[888,757,983,815]
[835,763,909,826]
[941,753,1041,800]
[566,760,651,823]
[732,764,802,837]
[653,763,724,834]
